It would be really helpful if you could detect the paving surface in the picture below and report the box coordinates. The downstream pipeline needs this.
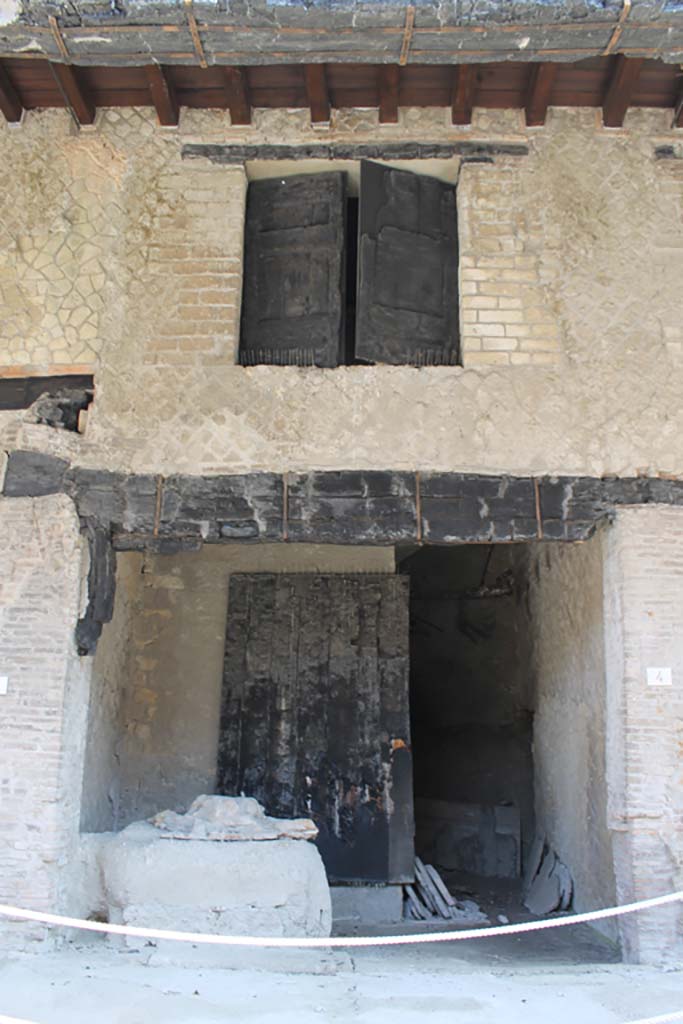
[0,932,682,1024]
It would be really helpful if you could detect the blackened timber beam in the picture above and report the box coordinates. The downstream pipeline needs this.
[673,74,683,129]
[602,54,644,128]
[223,67,251,125]
[75,522,116,656]
[0,62,23,123]
[183,141,528,163]
[451,65,478,126]
[379,65,400,124]
[49,62,95,126]
[145,64,179,127]
[525,62,557,127]
[5,454,683,548]
[304,64,331,124]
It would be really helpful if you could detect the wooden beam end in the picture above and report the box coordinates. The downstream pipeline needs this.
[304,64,331,125]
[0,61,23,124]
[451,65,477,127]
[524,62,558,127]
[602,54,644,129]
[145,64,179,127]
[224,67,252,126]
[49,62,96,127]
[379,65,400,124]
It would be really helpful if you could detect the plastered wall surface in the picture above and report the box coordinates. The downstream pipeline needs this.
[0,493,89,944]
[528,531,618,942]
[79,553,140,833]
[83,543,395,829]
[603,505,683,965]
[0,105,681,478]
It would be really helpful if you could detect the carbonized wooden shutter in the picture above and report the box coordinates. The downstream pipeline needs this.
[355,161,460,366]
[218,574,414,884]
[239,173,347,368]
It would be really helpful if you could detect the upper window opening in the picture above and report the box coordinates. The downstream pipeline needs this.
[238,161,460,368]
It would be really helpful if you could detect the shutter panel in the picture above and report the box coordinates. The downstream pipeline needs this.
[239,173,346,368]
[218,573,414,883]
[355,160,460,366]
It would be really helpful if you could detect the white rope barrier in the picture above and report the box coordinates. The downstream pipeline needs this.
[0,889,681,948]
[626,1014,683,1024]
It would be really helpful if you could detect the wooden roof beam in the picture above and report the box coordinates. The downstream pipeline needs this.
[304,64,330,124]
[451,65,478,126]
[223,67,251,126]
[525,62,558,126]
[379,65,400,123]
[145,64,179,127]
[602,54,644,127]
[49,62,95,126]
[0,61,23,123]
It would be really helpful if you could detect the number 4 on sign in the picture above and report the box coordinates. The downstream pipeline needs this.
[647,667,673,687]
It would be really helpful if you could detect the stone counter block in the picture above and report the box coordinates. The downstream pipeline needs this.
[98,822,332,946]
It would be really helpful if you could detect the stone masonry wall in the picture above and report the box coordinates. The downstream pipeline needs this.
[0,494,89,945]
[603,505,683,965]
[0,105,681,478]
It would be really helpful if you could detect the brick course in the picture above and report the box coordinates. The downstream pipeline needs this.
[604,505,683,964]
[0,494,88,946]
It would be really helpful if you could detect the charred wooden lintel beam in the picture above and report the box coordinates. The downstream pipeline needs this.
[182,141,528,163]
[0,61,23,123]
[49,61,96,126]
[223,66,251,125]
[145,64,179,127]
[525,62,558,127]
[304,64,331,124]
[602,54,644,128]
[379,65,400,124]
[5,453,683,656]
[451,65,478,125]
[7,454,683,545]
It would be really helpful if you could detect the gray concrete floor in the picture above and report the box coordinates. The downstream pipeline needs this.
[0,933,682,1024]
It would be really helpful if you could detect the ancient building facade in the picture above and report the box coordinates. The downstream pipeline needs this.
[1,12,683,965]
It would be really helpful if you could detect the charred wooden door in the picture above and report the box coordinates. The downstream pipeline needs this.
[239,172,347,368]
[355,160,460,366]
[217,574,414,883]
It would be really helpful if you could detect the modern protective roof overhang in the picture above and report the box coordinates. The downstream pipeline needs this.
[0,0,681,128]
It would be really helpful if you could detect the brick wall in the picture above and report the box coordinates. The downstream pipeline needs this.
[528,533,618,942]
[0,494,89,945]
[603,505,683,964]
[459,161,562,368]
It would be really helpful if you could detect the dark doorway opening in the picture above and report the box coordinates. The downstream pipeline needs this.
[400,544,535,918]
